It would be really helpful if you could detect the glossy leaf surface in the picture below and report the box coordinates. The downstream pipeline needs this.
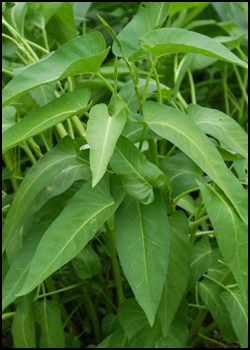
[3,89,91,152]
[110,136,169,205]
[144,101,248,222]
[3,32,108,106]
[86,103,126,187]
[115,192,171,325]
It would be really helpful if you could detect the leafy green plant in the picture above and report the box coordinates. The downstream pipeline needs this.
[2,2,248,348]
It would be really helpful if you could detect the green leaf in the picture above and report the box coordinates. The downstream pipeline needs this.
[199,280,236,341]
[187,104,248,159]
[2,89,91,152]
[35,300,65,348]
[156,301,189,348]
[71,245,101,280]
[46,2,77,43]
[157,211,190,337]
[221,288,248,348]
[12,294,36,348]
[115,192,171,326]
[2,184,81,311]
[198,182,248,299]
[117,299,160,348]
[2,106,16,132]
[112,2,169,58]
[141,28,248,68]
[86,103,126,187]
[169,2,209,16]
[17,176,125,296]
[144,101,248,222]
[159,153,203,197]
[110,136,170,205]
[189,237,220,288]
[3,137,80,261]
[5,2,27,35]
[3,32,109,106]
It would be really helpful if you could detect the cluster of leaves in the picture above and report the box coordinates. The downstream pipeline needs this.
[2,2,248,348]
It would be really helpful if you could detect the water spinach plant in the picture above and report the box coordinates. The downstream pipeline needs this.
[2,2,248,348]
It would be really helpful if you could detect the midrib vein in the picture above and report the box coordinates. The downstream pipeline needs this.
[95,117,112,181]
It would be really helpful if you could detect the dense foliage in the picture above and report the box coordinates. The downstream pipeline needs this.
[2,2,248,348]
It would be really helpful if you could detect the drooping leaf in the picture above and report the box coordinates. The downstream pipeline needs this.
[2,183,81,311]
[221,288,248,348]
[157,211,190,337]
[199,279,236,341]
[140,28,248,68]
[198,182,248,299]
[12,294,36,348]
[159,153,204,197]
[2,89,91,152]
[115,192,171,326]
[187,104,248,159]
[112,2,169,58]
[110,135,170,205]
[71,245,101,280]
[3,32,109,106]
[35,300,65,348]
[3,137,80,261]
[86,103,126,187]
[144,101,248,222]
[188,237,220,288]
[17,176,125,296]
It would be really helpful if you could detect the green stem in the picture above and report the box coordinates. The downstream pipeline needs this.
[105,222,124,306]
[189,215,209,229]
[222,67,230,115]
[33,282,85,301]
[188,69,196,104]
[190,321,217,347]
[173,186,199,209]
[21,141,37,164]
[197,332,228,348]
[187,308,207,344]
[27,138,43,158]
[2,152,19,191]
[233,65,248,106]
[148,139,159,166]
[150,57,162,103]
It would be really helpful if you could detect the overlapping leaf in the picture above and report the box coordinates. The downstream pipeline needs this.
[86,103,126,187]
[157,211,190,337]
[2,89,91,152]
[187,104,248,159]
[198,182,248,298]
[110,136,170,205]
[115,192,171,326]
[3,32,108,106]
[140,28,248,68]
[17,176,124,296]
[144,101,248,222]
[112,2,169,58]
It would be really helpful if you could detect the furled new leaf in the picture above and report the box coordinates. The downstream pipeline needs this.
[17,176,125,296]
[144,101,248,222]
[141,28,248,68]
[110,136,170,205]
[2,89,91,152]
[115,192,171,326]
[86,103,126,187]
[3,32,109,106]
